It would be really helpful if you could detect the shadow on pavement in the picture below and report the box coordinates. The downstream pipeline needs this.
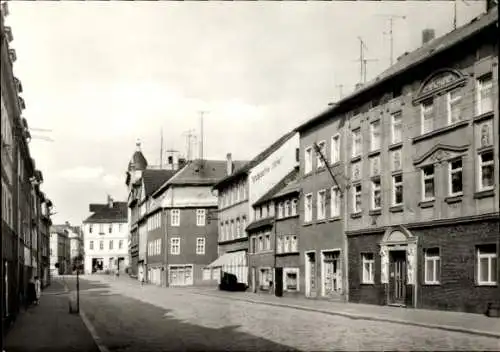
[78,279,298,352]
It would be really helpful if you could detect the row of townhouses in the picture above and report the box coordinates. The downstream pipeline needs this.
[119,5,499,315]
[49,222,84,276]
[1,3,54,335]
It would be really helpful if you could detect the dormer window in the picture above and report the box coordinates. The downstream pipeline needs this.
[421,99,434,134]
[448,88,462,124]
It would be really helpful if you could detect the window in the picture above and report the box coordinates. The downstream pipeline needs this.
[391,111,402,144]
[278,202,284,218]
[291,236,298,252]
[119,224,123,232]
[259,268,272,289]
[331,135,340,164]
[370,120,381,151]
[392,174,403,206]
[449,159,463,196]
[421,99,434,134]
[262,205,268,218]
[304,147,313,174]
[392,150,402,171]
[108,224,112,234]
[291,199,298,216]
[371,179,381,209]
[448,88,462,123]
[479,151,494,191]
[196,237,205,255]
[99,240,104,250]
[196,209,206,226]
[99,224,104,234]
[251,236,257,253]
[109,240,113,250]
[423,248,441,284]
[89,241,94,250]
[242,217,247,237]
[89,225,93,234]
[422,165,435,200]
[352,162,361,180]
[265,234,271,250]
[170,237,180,255]
[277,236,283,254]
[284,269,299,291]
[477,74,493,115]
[353,184,362,213]
[477,245,497,285]
[317,190,326,220]
[203,268,211,281]
[258,236,264,251]
[231,220,235,239]
[370,156,380,176]
[119,240,123,249]
[304,194,312,222]
[171,209,180,226]
[362,253,374,284]
[284,200,290,217]
[330,187,340,217]
[316,141,326,168]
[236,219,241,237]
[352,128,362,157]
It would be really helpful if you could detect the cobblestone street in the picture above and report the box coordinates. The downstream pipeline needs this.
[61,276,500,351]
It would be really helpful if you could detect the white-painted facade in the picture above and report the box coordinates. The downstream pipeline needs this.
[83,221,129,274]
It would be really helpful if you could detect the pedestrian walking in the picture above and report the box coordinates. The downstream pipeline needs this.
[35,276,41,305]
[27,278,37,307]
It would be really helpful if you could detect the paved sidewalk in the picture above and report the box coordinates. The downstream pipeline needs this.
[4,279,100,352]
[88,274,500,340]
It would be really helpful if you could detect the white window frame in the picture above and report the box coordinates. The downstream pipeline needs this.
[478,150,495,191]
[284,200,290,217]
[278,202,284,219]
[424,248,440,284]
[422,165,435,201]
[258,236,264,252]
[447,88,462,124]
[277,236,283,254]
[391,111,402,144]
[304,193,313,223]
[317,190,326,220]
[236,218,241,237]
[448,158,463,196]
[352,128,362,157]
[316,141,326,169]
[170,237,180,255]
[421,99,434,134]
[196,209,206,226]
[353,184,362,213]
[171,209,180,227]
[370,120,381,151]
[265,234,271,251]
[477,74,493,116]
[361,253,374,284]
[477,246,497,286]
[304,147,313,174]
[196,237,205,255]
[392,173,403,206]
[330,187,340,217]
[331,134,340,164]
[283,268,300,292]
[291,235,298,252]
[291,199,298,216]
[119,239,123,250]
[371,178,381,210]
[89,240,94,250]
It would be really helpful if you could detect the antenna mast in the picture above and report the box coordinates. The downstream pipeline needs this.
[199,111,208,165]
[336,84,344,100]
[379,14,406,66]
[160,128,164,168]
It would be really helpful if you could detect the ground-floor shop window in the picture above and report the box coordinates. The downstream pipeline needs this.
[202,268,211,280]
[259,267,272,290]
[361,253,374,284]
[212,268,220,282]
[424,248,440,284]
[283,268,299,292]
[477,244,497,285]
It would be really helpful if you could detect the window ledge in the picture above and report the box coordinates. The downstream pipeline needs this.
[368,149,381,157]
[474,189,495,199]
[330,161,341,167]
[351,155,362,163]
[478,145,494,154]
[276,251,300,257]
[369,209,382,216]
[350,212,362,219]
[389,205,404,213]
[475,283,498,287]
[473,110,494,122]
[388,142,403,151]
[329,216,341,222]
[361,282,375,285]
[423,282,441,286]
[445,195,463,204]
[418,199,435,208]
[302,222,313,227]
[412,120,469,144]
[316,219,328,224]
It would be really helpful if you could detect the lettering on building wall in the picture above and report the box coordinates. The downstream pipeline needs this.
[251,157,282,184]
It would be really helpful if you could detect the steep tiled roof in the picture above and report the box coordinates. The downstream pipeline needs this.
[83,202,127,223]
[128,151,148,171]
[153,160,242,197]
[50,224,68,235]
[296,7,498,132]
[214,130,297,190]
[246,217,274,233]
[143,169,177,197]
[253,168,299,207]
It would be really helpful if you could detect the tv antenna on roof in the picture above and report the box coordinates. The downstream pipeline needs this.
[377,14,407,66]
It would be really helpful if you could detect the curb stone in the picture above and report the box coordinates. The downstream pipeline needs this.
[192,291,500,340]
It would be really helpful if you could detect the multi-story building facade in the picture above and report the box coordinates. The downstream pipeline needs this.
[68,225,83,272]
[82,197,129,274]
[295,7,499,313]
[1,4,51,336]
[247,168,300,294]
[49,225,70,276]
[150,159,228,286]
[209,131,299,285]
[39,194,52,287]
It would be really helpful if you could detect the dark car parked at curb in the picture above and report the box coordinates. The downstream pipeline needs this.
[219,272,248,292]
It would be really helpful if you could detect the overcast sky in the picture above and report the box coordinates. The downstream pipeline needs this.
[6,1,486,225]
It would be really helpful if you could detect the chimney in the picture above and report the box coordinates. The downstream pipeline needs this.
[355,83,364,91]
[422,29,435,45]
[107,195,114,208]
[226,153,233,176]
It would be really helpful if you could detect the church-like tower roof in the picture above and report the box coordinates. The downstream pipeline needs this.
[128,139,148,171]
